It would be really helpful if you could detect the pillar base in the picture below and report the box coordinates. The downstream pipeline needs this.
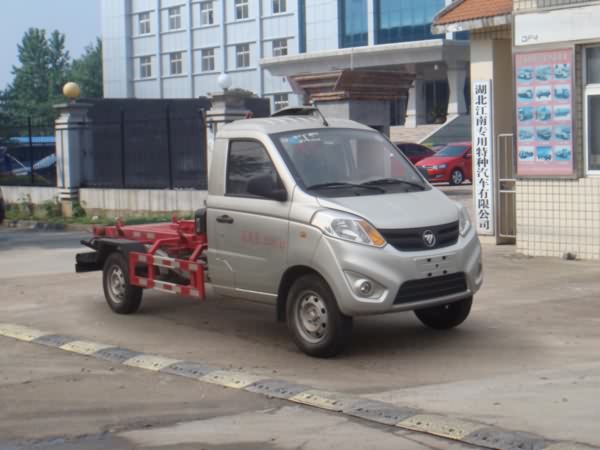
[58,188,80,218]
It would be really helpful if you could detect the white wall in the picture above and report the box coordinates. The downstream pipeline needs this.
[0,186,58,205]
[80,188,207,214]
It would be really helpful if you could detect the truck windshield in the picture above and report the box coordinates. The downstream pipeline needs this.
[272,128,426,195]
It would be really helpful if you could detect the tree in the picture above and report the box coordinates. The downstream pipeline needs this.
[69,38,103,98]
[3,28,71,124]
[47,30,70,99]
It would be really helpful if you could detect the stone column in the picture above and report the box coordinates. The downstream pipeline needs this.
[447,63,468,116]
[405,75,426,128]
[53,102,92,217]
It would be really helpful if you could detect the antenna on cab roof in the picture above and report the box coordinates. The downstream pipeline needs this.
[310,100,329,127]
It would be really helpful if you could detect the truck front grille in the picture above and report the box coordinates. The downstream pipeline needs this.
[394,273,468,305]
[379,221,459,252]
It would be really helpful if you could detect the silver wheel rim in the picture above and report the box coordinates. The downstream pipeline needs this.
[296,291,329,344]
[108,265,126,304]
[452,171,463,184]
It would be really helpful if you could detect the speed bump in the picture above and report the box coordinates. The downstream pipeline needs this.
[0,322,597,450]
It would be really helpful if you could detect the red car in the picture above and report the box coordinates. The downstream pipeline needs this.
[395,142,435,165]
[416,142,472,185]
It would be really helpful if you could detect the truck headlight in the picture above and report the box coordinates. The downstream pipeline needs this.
[457,204,472,236]
[311,210,386,248]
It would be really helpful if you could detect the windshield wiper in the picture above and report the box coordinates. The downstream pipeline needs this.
[306,182,385,193]
[361,178,426,190]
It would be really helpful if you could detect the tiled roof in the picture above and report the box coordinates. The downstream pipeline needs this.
[435,0,512,25]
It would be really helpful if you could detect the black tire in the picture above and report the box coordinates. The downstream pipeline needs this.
[286,274,353,358]
[449,169,464,186]
[102,252,143,314]
[414,297,472,330]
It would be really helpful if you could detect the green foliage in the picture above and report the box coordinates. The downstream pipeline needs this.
[1,28,103,125]
[69,38,103,98]
[71,200,86,218]
[40,198,62,219]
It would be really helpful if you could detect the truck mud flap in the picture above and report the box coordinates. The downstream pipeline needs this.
[75,251,103,273]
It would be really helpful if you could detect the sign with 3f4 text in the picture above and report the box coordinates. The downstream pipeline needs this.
[473,80,494,235]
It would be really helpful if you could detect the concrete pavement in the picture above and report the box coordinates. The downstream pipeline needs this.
[1,220,599,448]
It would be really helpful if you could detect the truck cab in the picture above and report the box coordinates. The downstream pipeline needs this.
[206,114,482,356]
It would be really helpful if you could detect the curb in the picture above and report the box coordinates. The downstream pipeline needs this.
[4,220,92,232]
[0,323,596,450]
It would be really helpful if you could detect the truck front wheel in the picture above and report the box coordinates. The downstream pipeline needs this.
[102,253,143,314]
[414,296,472,330]
[287,274,353,358]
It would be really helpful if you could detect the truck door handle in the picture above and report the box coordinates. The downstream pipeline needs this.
[216,215,234,224]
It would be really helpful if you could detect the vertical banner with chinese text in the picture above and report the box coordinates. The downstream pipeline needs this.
[473,80,495,236]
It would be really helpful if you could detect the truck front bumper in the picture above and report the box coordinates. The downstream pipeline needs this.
[310,228,482,317]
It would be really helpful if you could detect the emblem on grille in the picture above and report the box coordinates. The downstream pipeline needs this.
[422,230,437,248]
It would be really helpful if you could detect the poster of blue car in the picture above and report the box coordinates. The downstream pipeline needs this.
[515,48,575,176]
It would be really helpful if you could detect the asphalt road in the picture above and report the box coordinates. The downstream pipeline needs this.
[1,212,600,448]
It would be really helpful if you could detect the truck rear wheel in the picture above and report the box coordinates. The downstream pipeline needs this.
[286,274,353,358]
[414,296,472,330]
[102,252,143,314]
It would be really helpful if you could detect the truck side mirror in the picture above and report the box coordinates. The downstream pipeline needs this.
[247,174,287,202]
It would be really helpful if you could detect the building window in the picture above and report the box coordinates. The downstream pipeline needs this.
[272,39,288,57]
[273,0,286,14]
[140,56,152,78]
[235,0,249,20]
[236,44,250,68]
[586,47,600,173]
[170,51,183,75]
[201,48,215,72]
[168,6,182,30]
[375,0,445,44]
[139,12,151,35]
[273,93,289,111]
[200,1,214,25]
[339,0,368,48]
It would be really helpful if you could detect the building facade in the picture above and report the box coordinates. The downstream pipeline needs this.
[102,0,470,119]
[513,0,600,259]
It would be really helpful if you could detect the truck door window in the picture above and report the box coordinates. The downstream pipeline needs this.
[226,140,280,197]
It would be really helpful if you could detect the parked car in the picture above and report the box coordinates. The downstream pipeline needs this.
[395,142,435,164]
[0,187,4,225]
[416,142,472,185]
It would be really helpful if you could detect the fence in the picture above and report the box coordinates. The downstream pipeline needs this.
[84,100,209,190]
[0,119,56,187]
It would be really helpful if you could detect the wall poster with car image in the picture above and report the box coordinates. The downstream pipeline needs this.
[515,48,575,177]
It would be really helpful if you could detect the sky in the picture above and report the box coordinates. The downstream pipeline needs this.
[1,0,101,89]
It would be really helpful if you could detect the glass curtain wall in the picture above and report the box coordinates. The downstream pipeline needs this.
[339,0,368,48]
[375,0,445,44]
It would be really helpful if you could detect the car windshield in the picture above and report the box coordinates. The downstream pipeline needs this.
[436,145,469,157]
[272,128,426,196]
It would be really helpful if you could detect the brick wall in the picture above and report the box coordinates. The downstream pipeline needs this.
[514,0,595,11]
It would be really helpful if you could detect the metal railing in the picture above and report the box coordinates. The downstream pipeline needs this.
[496,133,517,241]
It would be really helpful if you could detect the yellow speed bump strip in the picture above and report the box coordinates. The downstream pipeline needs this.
[60,340,113,355]
[122,354,183,371]
[0,323,47,342]
[0,322,597,450]
[397,414,483,440]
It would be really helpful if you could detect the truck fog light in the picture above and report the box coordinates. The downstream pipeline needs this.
[344,271,386,300]
[358,280,373,296]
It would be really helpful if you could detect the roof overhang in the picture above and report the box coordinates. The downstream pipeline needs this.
[432,13,512,34]
[260,39,469,77]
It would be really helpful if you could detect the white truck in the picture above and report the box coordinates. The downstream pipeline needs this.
[77,109,483,357]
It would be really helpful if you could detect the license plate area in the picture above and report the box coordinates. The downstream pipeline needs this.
[415,254,457,277]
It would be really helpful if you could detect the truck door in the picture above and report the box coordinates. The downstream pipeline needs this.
[209,139,290,303]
